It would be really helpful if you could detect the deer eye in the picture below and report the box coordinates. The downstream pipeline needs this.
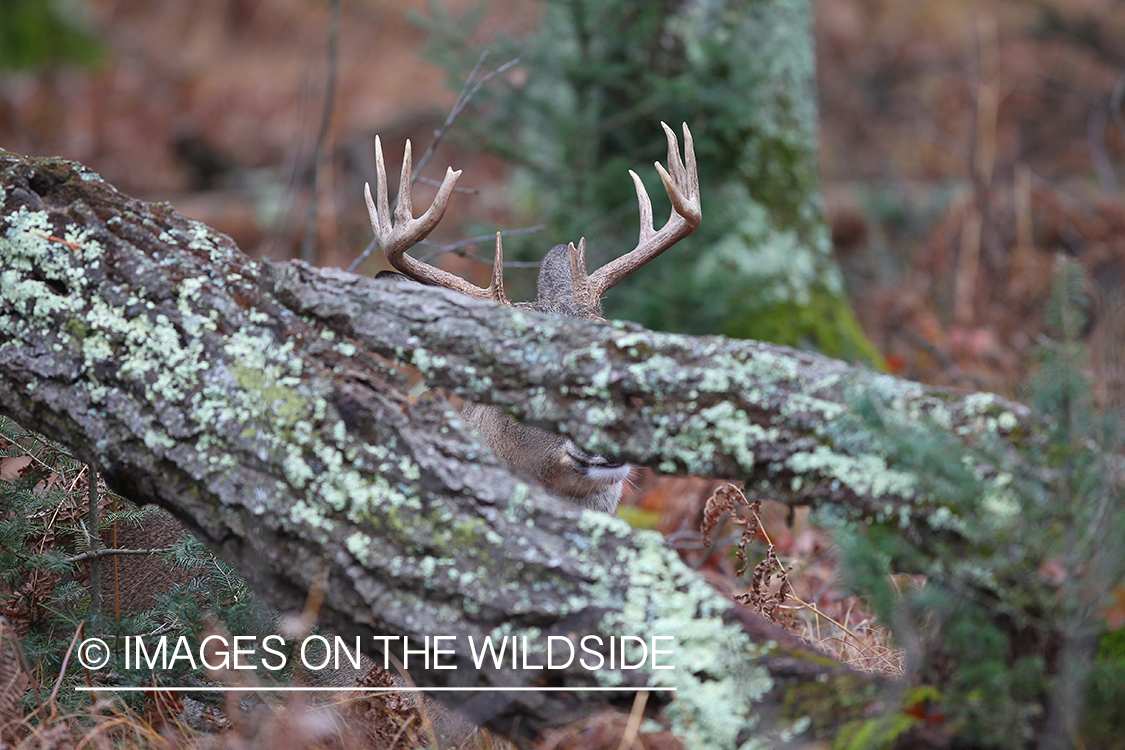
[565,446,625,471]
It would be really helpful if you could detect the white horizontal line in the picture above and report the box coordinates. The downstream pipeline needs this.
[76,686,674,693]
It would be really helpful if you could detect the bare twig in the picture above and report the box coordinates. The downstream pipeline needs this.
[346,52,523,273]
[417,175,479,193]
[354,225,545,273]
[1111,69,1125,151]
[972,17,998,187]
[348,239,378,273]
[111,491,121,621]
[1087,101,1118,193]
[31,231,82,250]
[616,690,649,750]
[418,225,546,263]
[390,714,420,750]
[954,196,982,326]
[300,0,342,263]
[663,529,744,551]
[787,594,904,675]
[49,623,83,711]
[411,53,522,182]
[87,465,101,615]
[66,547,177,563]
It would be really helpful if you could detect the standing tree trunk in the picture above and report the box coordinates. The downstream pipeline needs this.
[425,0,879,362]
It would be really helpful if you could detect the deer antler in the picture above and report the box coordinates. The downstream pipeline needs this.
[365,137,511,305]
[568,122,701,308]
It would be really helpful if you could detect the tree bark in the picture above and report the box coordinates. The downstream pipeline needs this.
[0,152,1038,746]
[265,260,1034,546]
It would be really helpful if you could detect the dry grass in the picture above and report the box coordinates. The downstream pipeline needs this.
[0,679,523,750]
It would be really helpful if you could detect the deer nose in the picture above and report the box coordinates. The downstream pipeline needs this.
[566,446,620,468]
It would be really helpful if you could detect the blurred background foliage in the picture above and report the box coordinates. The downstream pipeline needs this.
[822,263,1125,746]
[0,0,104,70]
[415,0,881,362]
[3,0,1125,747]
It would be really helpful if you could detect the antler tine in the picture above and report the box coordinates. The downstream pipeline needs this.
[364,136,512,305]
[567,237,594,307]
[629,169,656,245]
[584,122,702,300]
[373,135,391,233]
[655,121,700,224]
[490,232,510,306]
[394,140,415,228]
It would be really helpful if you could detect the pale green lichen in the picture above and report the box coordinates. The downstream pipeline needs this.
[780,392,845,421]
[926,505,966,534]
[697,402,763,468]
[699,367,731,393]
[694,190,819,308]
[787,446,917,499]
[412,348,448,378]
[997,410,1018,432]
[962,391,999,413]
[0,200,440,553]
[589,522,777,748]
[981,486,1020,525]
[77,164,105,182]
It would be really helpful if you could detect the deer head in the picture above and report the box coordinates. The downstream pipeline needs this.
[365,123,701,514]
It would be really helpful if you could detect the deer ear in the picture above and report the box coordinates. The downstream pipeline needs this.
[535,244,577,302]
[376,270,424,285]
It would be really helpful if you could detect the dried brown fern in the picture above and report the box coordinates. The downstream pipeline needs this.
[701,484,796,627]
[0,616,30,746]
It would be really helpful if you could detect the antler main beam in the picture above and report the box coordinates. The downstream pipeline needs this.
[364,138,510,305]
[365,122,698,312]
[568,122,701,309]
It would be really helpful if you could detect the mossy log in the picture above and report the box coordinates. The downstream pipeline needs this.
[0,151,1044,747]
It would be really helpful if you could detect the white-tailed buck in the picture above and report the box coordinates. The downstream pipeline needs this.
[365,122,701,514]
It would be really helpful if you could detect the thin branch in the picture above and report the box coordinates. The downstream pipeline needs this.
[1110,69,1125,164]
[417,176,479,194]
[299,0,342,263]
[664,530,745,551]
[418,225,546,263]
[346,238,380,274]
[616,690,649,750]
[402,49,489,188]
[87,465,101,615]
[1087,101,1118,193]
[66,547,177,564]
[411,54,522,183]
[346,52,523,273]
[48,623,83,711]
